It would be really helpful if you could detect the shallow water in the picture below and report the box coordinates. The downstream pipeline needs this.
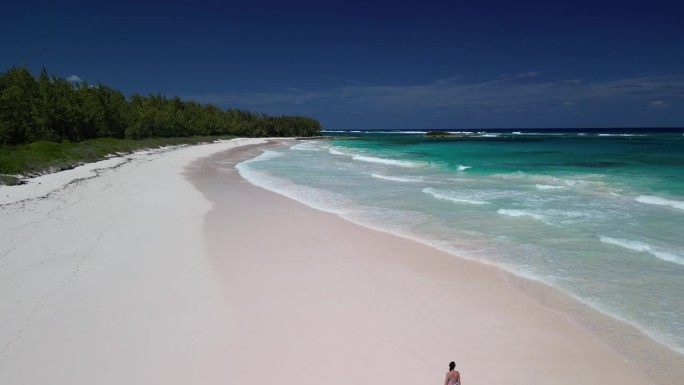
[236,130,684,355]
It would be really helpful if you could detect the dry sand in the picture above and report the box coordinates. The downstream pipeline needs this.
[0,139,264,384]
[0,138,670,384]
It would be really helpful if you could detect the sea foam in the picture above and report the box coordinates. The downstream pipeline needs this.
[493,172,579,185]
[290,142,320,151]
[635,195,684,211]
[496,209,546,221]
[236,156,349,215]
[423,187,488,205]
[370,173,423,183]
[536,184,566,190]
[352,155,422,168]
[244,133,684,357]
[243,149,283,162]
[328,147,348,156]
[600,236,684,266]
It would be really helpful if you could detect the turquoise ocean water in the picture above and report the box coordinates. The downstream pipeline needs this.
[236,129,684,355]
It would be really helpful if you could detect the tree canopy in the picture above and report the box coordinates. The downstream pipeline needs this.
[0,66,321,145]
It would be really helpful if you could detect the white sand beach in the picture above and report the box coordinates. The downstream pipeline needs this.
[0,139,668,384]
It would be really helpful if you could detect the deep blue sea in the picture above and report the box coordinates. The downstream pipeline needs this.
[237,129,684,355]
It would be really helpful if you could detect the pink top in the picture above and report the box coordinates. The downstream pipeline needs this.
[446,370,460,385]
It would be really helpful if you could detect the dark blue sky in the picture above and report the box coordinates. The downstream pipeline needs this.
[2,0,683,129]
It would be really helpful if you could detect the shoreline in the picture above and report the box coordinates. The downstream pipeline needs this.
[189,140,670,385]
[232,140,684,384]
[504,272,684,385]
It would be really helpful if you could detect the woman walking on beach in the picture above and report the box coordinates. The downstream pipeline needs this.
[444,361,461,385]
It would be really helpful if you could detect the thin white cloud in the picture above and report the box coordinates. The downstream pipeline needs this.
[335,74,684,114]
[518,71,540,78]
[184,74,684,118]
[66,75,83,83]
[610,84,643,89]
[435,74,462,85]
[648,100,669,108]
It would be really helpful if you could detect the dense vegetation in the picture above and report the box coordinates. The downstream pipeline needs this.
[0,66,321,145]
[0,66,322,183]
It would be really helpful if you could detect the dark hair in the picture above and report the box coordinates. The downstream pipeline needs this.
[449,362,455,370]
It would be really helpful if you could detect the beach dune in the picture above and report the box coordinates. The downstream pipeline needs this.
[0,139,654,384]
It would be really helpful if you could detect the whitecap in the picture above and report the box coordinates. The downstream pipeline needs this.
[290,142,320,151]
[456,165,472,171]
[599,236,652,253]
[599,236,684,266]
[352,155,422,168]
[423,187,488,205]
[536,184,565,190]
[328,147,348,156]
[491,172,586,188]
[496,209,545,221]
[635,195,684,211]
[370,173,423,183]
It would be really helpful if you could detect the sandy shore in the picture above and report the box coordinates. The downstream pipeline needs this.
[0,139,264,384]
[190,141,655,385]
[0,139,672,384]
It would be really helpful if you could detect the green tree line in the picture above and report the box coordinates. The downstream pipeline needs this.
[0,66,321,145]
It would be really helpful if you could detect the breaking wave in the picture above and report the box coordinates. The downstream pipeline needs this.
[496,209,546,221]
[536,184,566,190]
[600,236,684,266]
[370,173,423,183]
[635,195,684,211]
[423,187,489,205]
[352,155,423,168]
